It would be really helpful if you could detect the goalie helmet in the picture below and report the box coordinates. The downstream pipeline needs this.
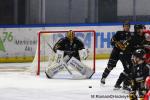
[145,76,150,90]
[66,30,75,42]
[133,49,145,60]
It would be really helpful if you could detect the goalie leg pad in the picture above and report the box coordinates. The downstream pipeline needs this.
[45,62,66,78]
[67,57,94,79]
[47,50,64,67]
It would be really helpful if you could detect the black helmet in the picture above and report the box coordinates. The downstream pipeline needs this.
[133,49,145,60]
[123,22,130,27]
[134,24,144,31]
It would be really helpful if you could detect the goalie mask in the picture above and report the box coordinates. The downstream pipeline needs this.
[145,76,150,90]
[66,30,75,43]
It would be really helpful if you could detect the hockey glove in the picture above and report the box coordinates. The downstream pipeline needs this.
[139,98,144,100]
[115,41,126,50]
[129,91,137,100]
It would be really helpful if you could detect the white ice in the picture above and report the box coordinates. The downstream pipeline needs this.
[0,60,130,100]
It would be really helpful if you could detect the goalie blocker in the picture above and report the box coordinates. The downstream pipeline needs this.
[45,50,94,79]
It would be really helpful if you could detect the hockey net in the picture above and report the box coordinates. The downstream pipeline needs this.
[31,30,96,79]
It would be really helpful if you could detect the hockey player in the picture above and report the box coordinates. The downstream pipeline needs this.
[129,49,150,100]
[101,22,133,85]
[144,76,150,100]
[114,24,146,90]
[45,30,94,79]
[131,24,146,50]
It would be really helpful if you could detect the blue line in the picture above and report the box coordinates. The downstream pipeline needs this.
[0,22,150,28]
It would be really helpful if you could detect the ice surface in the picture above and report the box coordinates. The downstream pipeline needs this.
[0,60,130,100]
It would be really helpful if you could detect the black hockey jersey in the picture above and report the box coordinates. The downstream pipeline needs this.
[111,31,133,53]
[130,33,146,51]
[53,37,85,60]
[130,63,150,91]
[131,63,150,82]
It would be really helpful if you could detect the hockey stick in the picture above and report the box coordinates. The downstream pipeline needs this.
[46,41,56,53]
[46,41,86,79]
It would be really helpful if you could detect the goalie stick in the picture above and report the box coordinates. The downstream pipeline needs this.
[46,41,87,79]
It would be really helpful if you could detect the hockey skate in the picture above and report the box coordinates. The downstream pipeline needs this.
[100,78,106,85]
[123,85,131,91]
[122,85,131,94]
[113,84,121,90]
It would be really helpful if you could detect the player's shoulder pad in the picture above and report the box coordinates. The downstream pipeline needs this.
[57,37,66,43]
[116,31,124,33]
[115,31,125,35]
[113,31,123,37]
[75,37,83,43]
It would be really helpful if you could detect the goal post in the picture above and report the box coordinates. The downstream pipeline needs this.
[32,30,96,78]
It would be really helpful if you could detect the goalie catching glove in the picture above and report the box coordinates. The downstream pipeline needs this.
[79,49,89,60]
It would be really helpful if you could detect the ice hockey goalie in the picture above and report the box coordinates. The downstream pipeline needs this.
[45,30,94,79]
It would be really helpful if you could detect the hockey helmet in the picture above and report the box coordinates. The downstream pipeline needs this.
[123,22,130,27]
[133,49,146,60]
[123,22,130,32]
[145,76,150,89]
[134,24,144,32]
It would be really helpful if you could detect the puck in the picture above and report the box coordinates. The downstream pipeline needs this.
[89,86,92,88]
